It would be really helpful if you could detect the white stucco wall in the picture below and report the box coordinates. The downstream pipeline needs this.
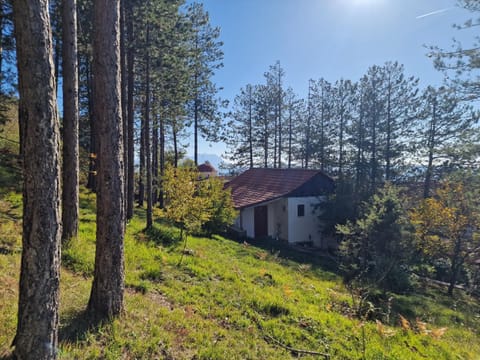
[236,196,327,247]
[267,198,288,241]
[238,206,255,238]
[287,196,325,247]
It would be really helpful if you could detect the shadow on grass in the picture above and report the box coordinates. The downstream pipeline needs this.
[143,223,182,248]
[59,309,103,345]
[0,151,21,193]
[238,235,340,277]
[79,192,96,214]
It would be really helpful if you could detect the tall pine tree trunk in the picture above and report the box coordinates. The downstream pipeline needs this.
[138,108,145,206]
[13,0,62,357]
[385,86,392,181]
[273,114,277,168]
[370,101,378,194]
[277,70,282,168]
[126,0,134,219]
[144,23,152,229]
[152,112,159,204]
[120,0,128,219]
[159,112,165,208]
[86,60,97,192]
[319,94,325,172]
[248,85,253,168]
[88,0,125,320]
[288,99,292,169]
[62,0,79,244]
[194,93,199,166]
[338,111,345,179]
[305,81,312,169]
[263,112,268,168]
[424,100,436,199]
[173,121,178,168]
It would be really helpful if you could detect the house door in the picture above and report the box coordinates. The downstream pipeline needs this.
[254,206,268,238]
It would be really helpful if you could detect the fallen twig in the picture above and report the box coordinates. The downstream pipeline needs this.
[249,315,330,358]
[263,333,330,358]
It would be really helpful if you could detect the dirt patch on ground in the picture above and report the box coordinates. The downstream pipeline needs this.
[125,287,174,310]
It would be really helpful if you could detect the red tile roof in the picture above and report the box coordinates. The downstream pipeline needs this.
[198,162,216,172]
[226,168,334,209]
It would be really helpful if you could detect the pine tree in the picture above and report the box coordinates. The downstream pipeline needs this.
[429,0,480,100]
[332,79,356,178]
[337,184,412,291]
[185,2,224,165]
[88,0,125,320]
[125,0,135,219]
[304,79,315,169]
[264,61,285,167]
[380,62,419,182]
[225,84,256,168]
[61,0,79,243]
[12,0,62,357]
[418,86,477,198]
[284,87,304,168]
[310,79,334,172]
[253,84,275,168]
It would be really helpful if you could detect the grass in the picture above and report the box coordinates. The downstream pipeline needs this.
[1,190,480,359]
[1,118,480,358]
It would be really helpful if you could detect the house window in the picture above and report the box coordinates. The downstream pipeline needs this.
[297,204,305,217]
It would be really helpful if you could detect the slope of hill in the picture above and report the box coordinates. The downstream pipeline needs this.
[1,118,480,359]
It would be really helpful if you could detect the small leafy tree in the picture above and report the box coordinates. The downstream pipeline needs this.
[337,184,413,292]
[161,165,237,263]
[200,176,237,237]
[410,178,480,295]
[162,165,210,244]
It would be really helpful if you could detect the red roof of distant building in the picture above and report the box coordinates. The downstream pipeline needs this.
[198,162,216,172]
[226,168,334,209]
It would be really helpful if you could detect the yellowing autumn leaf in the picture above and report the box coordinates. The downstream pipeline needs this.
[399,314,410,331]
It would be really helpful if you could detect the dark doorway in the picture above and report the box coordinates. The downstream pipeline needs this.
[254,205,268,238]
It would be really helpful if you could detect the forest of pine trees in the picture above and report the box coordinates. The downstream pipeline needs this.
[7,0,226,357]
[225,60,479,203]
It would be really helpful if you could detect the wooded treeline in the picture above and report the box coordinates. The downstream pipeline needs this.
[225,61,479,202]
[73,0,224,218]
[7,0,226,358]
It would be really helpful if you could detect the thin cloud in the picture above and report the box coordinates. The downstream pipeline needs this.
[416,8,452,19]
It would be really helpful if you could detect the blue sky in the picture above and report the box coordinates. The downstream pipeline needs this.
[189,0,474,159]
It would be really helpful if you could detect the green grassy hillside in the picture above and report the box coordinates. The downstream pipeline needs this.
[1,117,480,359]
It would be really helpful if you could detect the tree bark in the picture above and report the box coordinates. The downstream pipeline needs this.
[120,0,128,219]
[173,121,178,168]
[144,23,152,229]
[62,0,79,243]
[86,59,97,192]
[88,0,125,320]
[13,0,62,358]
[138,104,145,206]
[159,112,165,208]
[152,112,159,205]
[126,0,134,219]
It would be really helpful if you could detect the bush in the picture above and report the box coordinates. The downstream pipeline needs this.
[337,183,414,293]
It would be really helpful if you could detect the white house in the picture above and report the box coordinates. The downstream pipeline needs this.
[226,168,335,248]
